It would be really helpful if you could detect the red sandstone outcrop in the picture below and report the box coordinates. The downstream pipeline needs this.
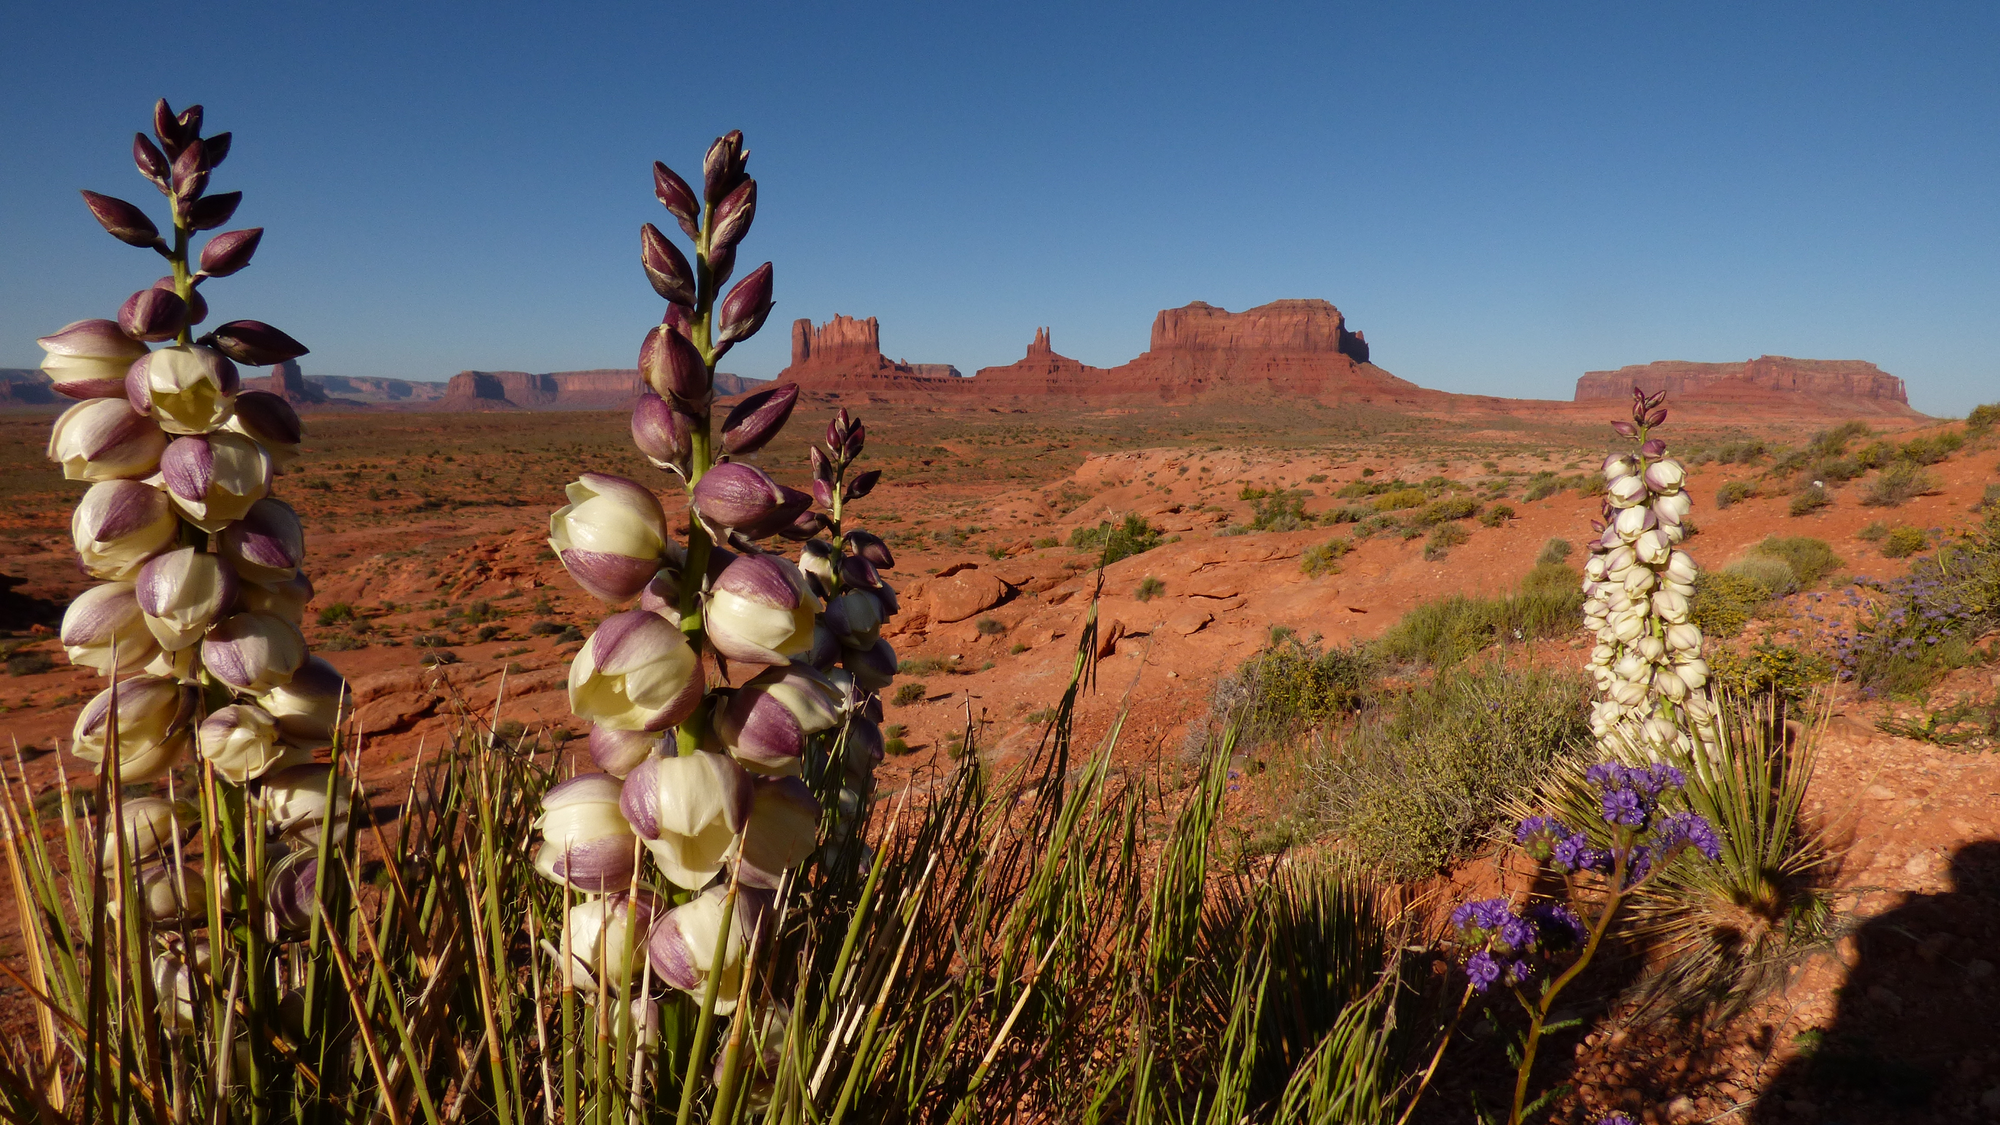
[776,316,962,395]
[1575,357,1912,411]
[0,369,58,408]
[441,369,765,410]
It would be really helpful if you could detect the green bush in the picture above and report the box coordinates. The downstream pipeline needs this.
[1477,503,1515,528]
[1714,481,1755,509]
[1752,536,1843,588]
[1723,557,1800,600]
[1853,439,1895,470]
[1373,583,1583,667]
[1809,421,1871,457]
[1370,488,1427,512]
[1856,521,1890,543]
[316,602,357,626]
[1788,482,1831,516]
[1308,661,1590,879]
[1710,643,1835,703]
[1523,475,1560,502]
[1843,512,2000,694]
[1298,536,1352,578]
[892,682,928,706]
[1211,639,1380,743]
[976,616,1006,635]
[1898,431,1964,465]
[1520,561,1578,594]
[1069,513,1163,564]
[1534,538,1573,566]
[1688,570,1770,638]
[1812,456,1862,483]
[1981,483,2000,513]
[1863,461,1938,507]
[1414,495,1480,526]
[1422,522,1470,560]
[1968,403,2000,432]
[1881,526,1928,558]
[1714,439,1768,464]
[1133,576,1166,602]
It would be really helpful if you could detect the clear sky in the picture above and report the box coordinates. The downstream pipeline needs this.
[3,1,1995,415]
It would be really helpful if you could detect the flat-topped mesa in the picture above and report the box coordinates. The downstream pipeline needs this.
[776,314,962,395]
[441,368,766,409]
[1149,299,1371,363]
[1576,357,1911,408]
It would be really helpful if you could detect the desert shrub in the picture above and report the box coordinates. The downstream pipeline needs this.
[1133,576,1166,602]
[1862,460,1938,507]
[1248,489,1313,531]
[1534,537,1573,566]
[1371,488,1426,512]
[1898,431,1963,465]
[892,681,928,705]
[1721,557,1799,601]
[1308,661,1590,879]
[1968,402,2000,432]
[1710,642,1835,703]
[1809,420,1871,457]
[316,602,357,626]
[1520,561,1577,594]
[527,619,567,635]
[1714,480,1755,509]
[1523,474,1560,502]
[1753,536,1842,588]
[1421,522,1470,560]
[1373,583,1583,667]
[1881,526,1928,558]
[898,654,961,675]
[1413,495,1480,526]
[1299,536,1352,578]
[1770,448,1812,477]
[1069,513,1162,564]
[5,650,54,677]
[1326,505,1368,524]
[475,623,504,643]
[1981,483,2000,512]
[1839,513,2000,694]
[882,723,911,755]
[1477,503,1514,528]
[1853,439,1895,470]
[1787,481,1831,516]
[1714,439,1768,464]
[1688,570,1770,638]
[1811,456,1862,483]
[1208,639,1379,745]
[1856,520,1889,543]
[975,616,1006,635]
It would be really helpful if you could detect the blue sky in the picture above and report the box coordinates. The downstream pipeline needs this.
[3,1,1995,415]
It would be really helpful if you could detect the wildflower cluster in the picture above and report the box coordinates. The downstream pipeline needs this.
[1450,896,1585,993]
[39,101,351,1024]
[532,131,897,1035]
[1581,389,1718,760]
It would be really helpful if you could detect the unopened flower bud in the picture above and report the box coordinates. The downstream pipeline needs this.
[717,664,842,775]
[101,795,197,868]
[640,323,710,405]
[196,228,262,278]
[135,547,238,651]
[842,638,897,692]
[61,582,159,675]
[551,473,669,603]
[640,223,696,307]
[259,764,352,845]
[201,320,309,367]
[1665,623,1702,652]
[39,319,150,400]
[1634,528,1671,566]
[265,850,322,936]
[720,382,799,457]
[551,890,664,992]
[258,655,350,748]
[702,130,749,204]
[202,612,306,693]
[72,479,177,580]
[739,776,818,888]
[48,398,166,482]
[1611,420,1638,437]
[810,477,835,510]
[1643,459,1684,495]
[1606,474,1647,508]
[160,432,270,530]
[709,179,757,255]
[798,539,837,590]
[170,138,209,200]
[621,752,751,889]
[1675,659,1710,692]
[1652,491,1692,527]
[1644,406,1668,428]
[238,570,313,626]
[127,344,238,434]
[845,469,881,500]
[844,715,885,779]
[653,161,701,240]
[1638,438,1666,459]
[184,191,241,231]
[588,725,662,779]
[72,676,197,782]
[221,498,306,582]
[777,509,830,542]
[126,864,204,925]
[133,132,170,188]
[631,393,696,474]
[796,621,839,671]
[648,885,768,1015]
[705,553,821,666]
[691,463,811,540]
[569,610,705,732]
[824,590,883,650]
[224,390,304,468]
[80,190,162,248]
[844,531,894,569]
[534,773,637,891]
[713,263,774,347]
[118,287,188,343]
[1651,589,1690,624]
[197,703,294,783]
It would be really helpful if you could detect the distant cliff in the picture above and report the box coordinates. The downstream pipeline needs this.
[441,368,764,410]
[1576,357,1910,408]
[775,316,962,394]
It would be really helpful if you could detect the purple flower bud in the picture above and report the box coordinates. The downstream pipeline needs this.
[38,319,149,400]
[153,100,187,154]
[797,621,840,671]
[202,320,309,367]
[221,498,307,582]
[799,539,838,590]
[73,676,197,782]
[133,133,170,189]
[266,850,320,935]
[119,288,187,343]
[631,393,695,473]
[714,263,774,347]
[197,228,262,278]
[80,190,162,248]
[136,546,239,651]
[534,773,637,891]
[1644,407,1668,428]
[196,703,292,784]
[738,776,817,888]
[620,751,751,889]
[200,131,231,170]
[843,421,866,461]
[706,553,822,666]
[1610,420,1638,438]
[61,582,158,676]
[720,382,799,457]
[653,161,701,240]
[589,725,663,779]
[46,398,166,482]
[843,715,885,779]
[717,665,843,774]
[72,478,178,580]
[844,531,894,569]
[226,390,304,465]
[258,655,349,748]
[841,638,897,692]
[823,590,883,650]
[568,610,704,732]
[845,469,881,500]
[640,323,710,406]
[160,432,271,531]
[647,885,767,1013]
[810,445,833,482]
[777,509,829,542]
[702,130,748,205]
[170,139,209,201]
[185,191,241,231]
[707,243,737,291]
[870,581,900,619]
[151,275,207,328]
[201,612,307,693]
[839,554,881,590]
[1638,438,1666,459]
[810,478,835,510]
[549,473,670,603]
[691,463,812,540]
[640,223,696,307]
[709,179,757,255]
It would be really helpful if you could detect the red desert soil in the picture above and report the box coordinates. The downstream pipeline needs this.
[1,399,1995,1122]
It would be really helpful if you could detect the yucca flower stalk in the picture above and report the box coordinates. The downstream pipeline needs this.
[10,99,360,1124]
[533,129,902,1122]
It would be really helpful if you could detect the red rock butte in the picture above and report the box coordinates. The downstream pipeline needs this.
[440,368,761,410]
[776,315,961,396]
[1575,357,1915,415]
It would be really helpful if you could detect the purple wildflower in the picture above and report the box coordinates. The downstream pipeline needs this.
[1465,949,1503,993]
[1495,913,1538,955]
[1623,845,1653,887]
[1599,1116,1639,1125]
[1601,786,1646,827]
[1526,902,1588,950]
[1550,832,1592,873]
[1515,815,1570,862]
[1654,810,1723,861]
[1451,897,1511,937]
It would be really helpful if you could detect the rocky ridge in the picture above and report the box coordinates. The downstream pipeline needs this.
[1576,357,1913,413]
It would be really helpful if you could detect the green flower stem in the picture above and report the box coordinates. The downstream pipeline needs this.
[170,219,193,347]
[1507,849,1631,1125]
[674,197,722,757]
[675,869,740,1125]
